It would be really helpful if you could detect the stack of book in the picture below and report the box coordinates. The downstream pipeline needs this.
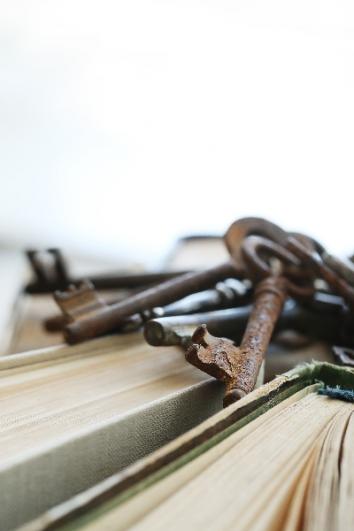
[23,363,354,531]
[0,243,346,530]
[0,333,227,529]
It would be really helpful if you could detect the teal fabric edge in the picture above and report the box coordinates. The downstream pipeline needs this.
[284,361,354,389]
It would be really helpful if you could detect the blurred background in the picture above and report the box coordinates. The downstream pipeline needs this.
[1,0,353,268]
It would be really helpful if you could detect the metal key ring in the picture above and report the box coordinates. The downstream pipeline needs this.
[241,235,315,299]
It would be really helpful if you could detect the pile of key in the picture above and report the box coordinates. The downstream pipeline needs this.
[26,217,354,407]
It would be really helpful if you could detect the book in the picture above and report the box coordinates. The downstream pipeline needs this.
[0,334,225,530]
[24,362,354,531]
[7,293,65,353]
[0,250,27,355]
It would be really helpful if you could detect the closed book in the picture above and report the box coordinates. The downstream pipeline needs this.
[0,334,225,530]
[24,362,354,531]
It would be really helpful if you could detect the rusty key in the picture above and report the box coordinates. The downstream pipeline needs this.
[25,248,190,294]
[287,237,354,310]
[59,217,288,344]
[322,253,354,287]
[186,235,313,406]
[47,278,250,332]
[26,249,69,292]
[144,295,353,348]
[144,305,252,348]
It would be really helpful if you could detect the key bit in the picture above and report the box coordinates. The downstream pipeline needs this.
[44,290,122,332]
[26,249,70,293]
[60,217,289,344]
[187,325,239,383]
[54,280,106,322]
[187,276,288,406]
[186,235,314,406]
[54,280,156,333]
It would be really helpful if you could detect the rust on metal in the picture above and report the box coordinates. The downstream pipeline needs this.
[224,217,288,271]
[144,306,252,348]
[322,253,354,287]
[145,300,354,349]
[61,218,287,344]
[287,237,354,309]
[54,280,107,322]
[241,235,315,299]
[27,217,354,411]
[185,233,318,407]
[25,248,190,294]
[26,249,69,293]
[187,276,288,407]
[62,262,240,343]
[46,279,250,333]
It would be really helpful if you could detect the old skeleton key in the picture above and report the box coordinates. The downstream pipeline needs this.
[49,278,250,333]
[143,295,353,349]
[25,249,190,294]
[56,218,289,344]
[287,237,354,311]
[186,235,314,407]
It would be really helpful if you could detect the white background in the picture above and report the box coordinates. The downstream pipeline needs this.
[1,1,353,266]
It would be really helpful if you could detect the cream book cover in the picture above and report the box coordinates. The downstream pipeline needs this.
[0,334,224,530]
[24,362,354,531]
